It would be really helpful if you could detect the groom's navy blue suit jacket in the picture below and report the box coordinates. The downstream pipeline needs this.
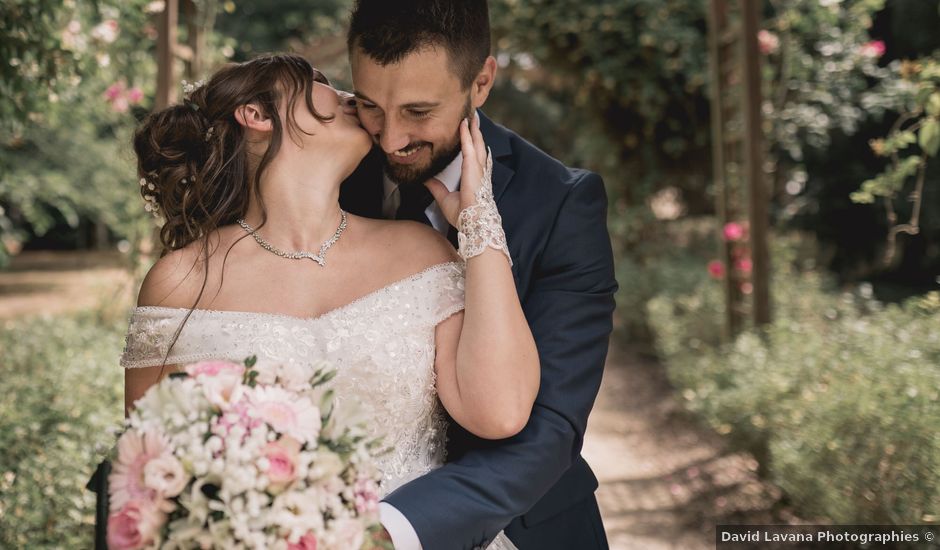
[340,112,617,550]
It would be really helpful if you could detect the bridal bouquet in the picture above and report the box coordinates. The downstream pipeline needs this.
[105,357,383,550]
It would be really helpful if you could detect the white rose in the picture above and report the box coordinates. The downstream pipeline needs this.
[143,453,189,497]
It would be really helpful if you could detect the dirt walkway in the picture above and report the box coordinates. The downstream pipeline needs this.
[582,347,786,549]
[0,251,135,320]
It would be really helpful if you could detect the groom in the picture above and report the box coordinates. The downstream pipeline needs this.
[340,1,617,549]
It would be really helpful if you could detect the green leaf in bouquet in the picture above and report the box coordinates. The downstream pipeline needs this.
[244,355,258,368]
[246,369,259,388]
[919,118,940,157]
[320,389,335,422]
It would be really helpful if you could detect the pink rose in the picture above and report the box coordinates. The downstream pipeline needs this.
[707,260,726,280]
[106,501,164,550]
[185,360,245,378]
[127,87,144,104]
[104,82,125,101]
[723,222,745,242]
[287,532,319,550]
[735,258,753,274]
[263,436,301,492]
[758,30,779,55]
[860,40,886,58]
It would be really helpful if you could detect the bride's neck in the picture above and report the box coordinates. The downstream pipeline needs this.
[241,159,350,251]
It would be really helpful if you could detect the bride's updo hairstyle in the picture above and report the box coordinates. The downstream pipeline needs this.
[133,52,334,254]
[133,53,335,368]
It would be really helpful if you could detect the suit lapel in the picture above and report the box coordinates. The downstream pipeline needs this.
[479,111,515,204]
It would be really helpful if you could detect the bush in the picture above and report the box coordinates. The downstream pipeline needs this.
[648,244,940,523]
[0,312,124,548]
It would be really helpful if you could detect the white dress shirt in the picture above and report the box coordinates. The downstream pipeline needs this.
[378,152,463,550]
[382,150,464,236]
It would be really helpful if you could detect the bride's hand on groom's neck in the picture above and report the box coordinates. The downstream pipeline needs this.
[424,116,489,229]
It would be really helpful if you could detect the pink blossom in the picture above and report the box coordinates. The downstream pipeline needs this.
[741,282,754,295]
[104,82,125,101]
[111,96,130,113]
[330,518,364,550]
[860,40,886,58]
[353,476,380,515]
[708,260,726,280]
[723,222,745,242]
[263,436,301,493]
[213,400,263,441]
[106,501,165,550]
[143,453,187,498]
[248,386,321,444]
[287,532,319,550]
[127,87,144,104]
[758,30,779,55]
[109,430,170,512]
[185,360,245,378]
[735,258,753,274]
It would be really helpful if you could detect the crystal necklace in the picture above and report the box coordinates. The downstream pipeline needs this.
[236,210,347,267]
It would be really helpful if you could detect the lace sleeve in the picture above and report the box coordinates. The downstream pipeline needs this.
[456,149,512,266]
[429,262,466,326]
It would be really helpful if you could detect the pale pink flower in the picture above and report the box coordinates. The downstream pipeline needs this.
[741,282,754,295]
[723,222,745,242]
[860,40,886,58]
[213,400,263,441]
[707,260,726,280]
[263,436,302,493]
[106,500,165,550]
[353,476,380,515]
[200,371,245,410]
[758,30,779,55]
[143,453,187,498]
[186,360,245,378]
[111,96,130,113]
[248,386,321,444]
[91,19,120,44]
[104,82,125,101]
[127,87,144,104]
[331,518,364,550]
[287,532,319,550]
[110,430,170,511]
[735,258,753,274]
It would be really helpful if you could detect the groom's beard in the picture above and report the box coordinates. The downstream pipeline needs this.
[383,135,462,188]
[383,100,473,188]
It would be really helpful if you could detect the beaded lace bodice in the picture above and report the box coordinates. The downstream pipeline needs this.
[121,262,464,496]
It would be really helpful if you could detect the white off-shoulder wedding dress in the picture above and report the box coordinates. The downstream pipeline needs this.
[121,261,517,550]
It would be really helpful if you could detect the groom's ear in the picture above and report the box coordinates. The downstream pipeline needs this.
[234,103,273,133]
[470,56,498,109]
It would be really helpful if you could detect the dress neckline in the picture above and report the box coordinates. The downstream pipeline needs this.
[132,261,462,324]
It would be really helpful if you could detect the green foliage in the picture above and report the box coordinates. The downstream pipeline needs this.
[0,313,125,548]
[0,0,157,266]
[648,239,940,523]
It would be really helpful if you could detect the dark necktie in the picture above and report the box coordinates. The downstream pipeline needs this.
[395,183,435,225]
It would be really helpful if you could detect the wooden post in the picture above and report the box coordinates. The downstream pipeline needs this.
[708,0,742,340]
[741,0,771,326]
[155,0,179,110]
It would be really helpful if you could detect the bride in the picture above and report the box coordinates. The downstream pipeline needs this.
[120,53,536,549]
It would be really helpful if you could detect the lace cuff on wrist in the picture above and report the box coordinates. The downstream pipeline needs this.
[456,149,512,266]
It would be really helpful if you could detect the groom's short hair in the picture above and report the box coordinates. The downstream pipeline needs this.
[347,0,491,90]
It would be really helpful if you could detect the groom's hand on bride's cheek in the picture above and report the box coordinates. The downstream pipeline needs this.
[362,524,395,550]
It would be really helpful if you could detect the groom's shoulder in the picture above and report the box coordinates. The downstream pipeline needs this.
[492,119,603,195]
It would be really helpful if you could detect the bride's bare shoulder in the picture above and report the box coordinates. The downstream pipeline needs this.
[352,215,459,270]
[136,228,240,308]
